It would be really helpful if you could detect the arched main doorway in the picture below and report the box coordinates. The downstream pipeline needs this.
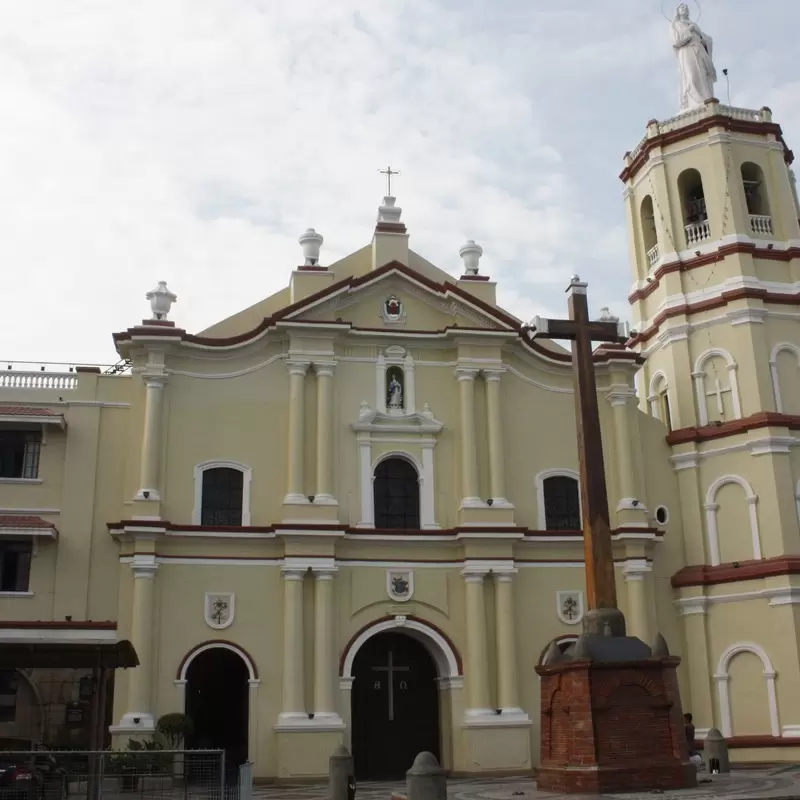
[185,648,249,772]
[351,632,440,780]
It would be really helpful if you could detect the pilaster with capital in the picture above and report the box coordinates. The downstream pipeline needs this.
[314,363,336,504]
[484,370,511,507]
[115,555,158,731]
[493,571,527,718]
[312,569,339,720]
[456,368,481,508]
[285,361,309,505]
[279,568,307,722]
[607,384,649,526]
[136,374,167,502]
[622,560,651,643]
[462,570,492,716]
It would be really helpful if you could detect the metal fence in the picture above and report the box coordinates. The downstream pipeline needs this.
[0,749,253,800]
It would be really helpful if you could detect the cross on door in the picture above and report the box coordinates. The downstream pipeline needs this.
[706,377,732,419]
[372,650,409,721]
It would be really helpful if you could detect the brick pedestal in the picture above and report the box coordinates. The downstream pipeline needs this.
[535,656,697,793]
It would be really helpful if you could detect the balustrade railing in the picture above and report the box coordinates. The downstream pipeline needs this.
[647,242,660,268]
[749,214,773,236]
[685,219,711,246]
[0,371,77,390]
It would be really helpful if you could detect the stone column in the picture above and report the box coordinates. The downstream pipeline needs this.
[314,363,335,503]
[313,569,339,720]
[136,376,166,500]
[456,368,481,507]
[285,362,309,504]
[279,568,306,722]
[462,570,491,716]
[679,599,714,737]
[484,370,509,505]
[623,561,651,643]
[493,572,524,715]
[120,556,158,729]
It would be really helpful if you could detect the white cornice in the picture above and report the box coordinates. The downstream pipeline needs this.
[670,435,800,470]
[675,586,800,614]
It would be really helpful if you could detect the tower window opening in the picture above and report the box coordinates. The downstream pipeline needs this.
[640,195,659,269]
[741,162,772,236]
[678,168,710,246]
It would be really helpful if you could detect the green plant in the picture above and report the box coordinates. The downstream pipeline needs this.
[156,713,194,750]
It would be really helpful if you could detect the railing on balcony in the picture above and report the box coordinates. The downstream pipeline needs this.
[685,219,711,246]
[749,214,773,236]
[647,243,660,268]
[0,360,130,390]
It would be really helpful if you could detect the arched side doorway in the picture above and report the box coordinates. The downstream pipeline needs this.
[183,647,250,773]
[351,632,439,780]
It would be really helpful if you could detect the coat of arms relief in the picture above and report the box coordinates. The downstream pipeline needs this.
[556,591,584,625]
[387,570,414,603]
[204,592,235,630]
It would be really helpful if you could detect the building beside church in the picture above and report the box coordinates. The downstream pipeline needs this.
[0,98,800,779]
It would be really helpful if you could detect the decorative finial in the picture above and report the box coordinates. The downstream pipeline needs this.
[598,307,619,322]
[146,281,177,321]
[459,240,483,276]
[377,196,403,224]
[570,274,581,284]
[298,228,323,266]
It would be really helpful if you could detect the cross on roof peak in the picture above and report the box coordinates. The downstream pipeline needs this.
[379,165,400,196]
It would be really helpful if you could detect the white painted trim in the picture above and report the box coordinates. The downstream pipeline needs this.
[705,475,761,566]
[0,508,60,516]
[770,342,800,413]
[177,641,258,683]
[0,627,116,643]
[340,617,459,680]
[192,460,252,526]
[675,586,800,613]
[167,353,285,379]
[535,469,580,530]
[647,370,670,421]
[714,642,779,738]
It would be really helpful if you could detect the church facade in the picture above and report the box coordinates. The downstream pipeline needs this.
[0,102,799,779]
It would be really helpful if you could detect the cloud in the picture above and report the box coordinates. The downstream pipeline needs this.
[0,0,797,365]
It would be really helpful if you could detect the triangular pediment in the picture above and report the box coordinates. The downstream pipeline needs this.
[284,261,517,332]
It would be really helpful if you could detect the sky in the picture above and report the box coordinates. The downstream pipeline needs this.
[0,0,798,367]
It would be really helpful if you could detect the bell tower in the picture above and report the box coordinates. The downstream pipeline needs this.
[623,100,800,435]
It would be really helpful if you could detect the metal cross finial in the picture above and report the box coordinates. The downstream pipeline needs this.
[379,166,400,196]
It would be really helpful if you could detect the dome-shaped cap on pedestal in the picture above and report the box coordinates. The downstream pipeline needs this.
[299,228,324,266]
[459,240,483,275]
[146,281,177,321]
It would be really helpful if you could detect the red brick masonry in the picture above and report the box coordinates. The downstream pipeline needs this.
[535,657,697,793]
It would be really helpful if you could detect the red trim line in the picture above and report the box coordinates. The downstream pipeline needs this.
[672,555,800,588]
[666,412,800,446]
[697,736,800,750]
[0,621,117,630]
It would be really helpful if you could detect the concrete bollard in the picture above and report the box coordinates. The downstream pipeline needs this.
[705,728,730,774]
[329,744,355,800]
[406,752,446,800]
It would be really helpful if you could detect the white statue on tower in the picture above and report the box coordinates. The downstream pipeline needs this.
[671,3,717,112]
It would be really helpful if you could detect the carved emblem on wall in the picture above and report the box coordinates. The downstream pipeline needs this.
[204,592,235,630]
[387,570,414,603]
[380,295,407,326]
[556,590,584,625]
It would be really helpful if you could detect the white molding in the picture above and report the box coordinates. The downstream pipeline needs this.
[770,342,800,414]
[535,469,580,530]
[167,353,285,380]
[0,508,60,516]
[192,460,252,526]
[177,641,258,683]
[705,475,761,566]
[675,586,800,612]
[0,627,116,643]
[462,710,532,729]
[340,617,460,680]
[714,642,779,738]
[781,725,800,738]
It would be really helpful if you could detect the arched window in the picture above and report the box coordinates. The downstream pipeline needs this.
[373,457,420,529]
[640,195,659,269]
[543,476,581,530]
[201,467,244,526]
[741,162,772,236]
[678,168,710,246]
[648,373,673,431]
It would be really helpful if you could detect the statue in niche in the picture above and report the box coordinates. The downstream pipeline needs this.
[671,3,717,112]
[387,368,404,411]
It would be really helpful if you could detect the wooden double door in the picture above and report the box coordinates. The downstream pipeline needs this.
[351,632,441,780]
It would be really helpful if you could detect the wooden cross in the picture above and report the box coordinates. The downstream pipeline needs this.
[526,276,629,611]
[372,650,409,721]
[379,166,400,196]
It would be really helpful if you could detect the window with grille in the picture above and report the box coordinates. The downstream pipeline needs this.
[201,468,244,526]
[373,458,420,529]
[0,430,42,479]
[0,541,32,593]
[543,476,581,530]
[0,671,17,723]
